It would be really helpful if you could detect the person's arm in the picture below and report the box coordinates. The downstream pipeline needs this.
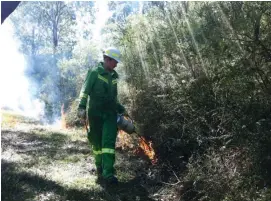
[78,70,97,110]
[116,99,126,114]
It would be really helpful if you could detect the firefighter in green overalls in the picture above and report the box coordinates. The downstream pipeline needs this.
[77,47,125,185]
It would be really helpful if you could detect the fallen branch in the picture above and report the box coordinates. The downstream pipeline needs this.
[160,180,182,186]
[160,161,182,186]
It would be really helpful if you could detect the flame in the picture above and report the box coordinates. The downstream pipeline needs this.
[61,104,67,129]
[116,115,158,164]
[116,130,134,149]
[138,136,158,165]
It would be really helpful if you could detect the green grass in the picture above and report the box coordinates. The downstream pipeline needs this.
[1,111,157,201]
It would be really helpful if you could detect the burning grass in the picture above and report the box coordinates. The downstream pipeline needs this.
[116,130,135,150]
[137,136,158,165]
[117,130,158,165]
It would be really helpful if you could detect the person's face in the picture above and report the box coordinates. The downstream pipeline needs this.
[105,57,118,71]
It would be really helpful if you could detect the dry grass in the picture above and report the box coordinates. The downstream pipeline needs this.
[1,110,160,201]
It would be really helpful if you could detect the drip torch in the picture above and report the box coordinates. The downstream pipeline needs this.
[117,114,150,146]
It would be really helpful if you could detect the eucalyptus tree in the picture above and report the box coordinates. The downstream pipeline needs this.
[11,1,78,122]
[102,2,271,200]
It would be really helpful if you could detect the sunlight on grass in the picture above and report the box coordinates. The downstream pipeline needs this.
[116,170,135,182]
[1,110,40,129]
[1,111,25,128]
[2,114,18,128]
[70,177,100,190]
[2,111,151,201]
[61,155,83,163]
[34,192,61,201]
[1,148,24,162]
[2,111,99,190]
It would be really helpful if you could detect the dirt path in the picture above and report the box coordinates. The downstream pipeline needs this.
[1,112,160,201]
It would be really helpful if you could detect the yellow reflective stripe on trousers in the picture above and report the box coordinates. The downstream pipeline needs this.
[93,150,102,155]
[102,148,115,154]
[98,75,108,84]
[79,93,88,99]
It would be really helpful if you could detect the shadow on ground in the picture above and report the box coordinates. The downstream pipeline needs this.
[2,160,155,201]
[105,177,156,201]
[2,128,156,201]
[1,129,90,160]
[2,160,102,201]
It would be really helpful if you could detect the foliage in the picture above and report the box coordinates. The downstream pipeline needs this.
[10,1,96,122]
[108,1,271,200]
[1,112,155,201]
[7,1,271,200]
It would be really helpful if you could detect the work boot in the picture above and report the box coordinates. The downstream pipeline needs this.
[104,176,118,185]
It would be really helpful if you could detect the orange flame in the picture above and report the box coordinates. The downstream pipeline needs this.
[61,104,67,129]
[138,136,158,165]
[116,116,158,164]
[117,130,134,149]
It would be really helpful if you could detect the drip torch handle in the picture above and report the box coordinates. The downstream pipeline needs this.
[124,114,134,124]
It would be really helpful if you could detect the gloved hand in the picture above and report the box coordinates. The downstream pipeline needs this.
[120,110,130,118]
[77,108,86,120]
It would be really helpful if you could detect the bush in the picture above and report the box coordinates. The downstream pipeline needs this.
[65,100,82,128]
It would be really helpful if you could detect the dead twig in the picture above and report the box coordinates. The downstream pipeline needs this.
[160,160,182,186]
[160,180,182,186]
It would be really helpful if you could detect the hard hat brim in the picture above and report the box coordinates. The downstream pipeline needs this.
[104,53,121,63]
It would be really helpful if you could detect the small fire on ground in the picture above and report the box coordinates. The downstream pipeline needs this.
[136,136,158,164]
[117,130,158,165]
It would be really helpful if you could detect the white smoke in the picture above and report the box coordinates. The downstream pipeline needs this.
[92,1,112,41]
[0,20,45,119]
[91,0,113,54]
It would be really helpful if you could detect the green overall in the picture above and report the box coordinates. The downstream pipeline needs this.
[78,62,125,179]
